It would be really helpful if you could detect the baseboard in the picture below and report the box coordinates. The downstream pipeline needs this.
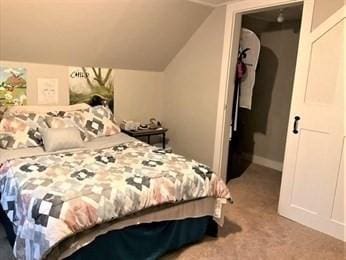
[242,153,283,172]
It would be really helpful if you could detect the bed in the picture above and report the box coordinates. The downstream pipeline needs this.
[0,104,231,260]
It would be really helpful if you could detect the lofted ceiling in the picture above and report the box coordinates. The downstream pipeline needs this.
[0,0,213,71]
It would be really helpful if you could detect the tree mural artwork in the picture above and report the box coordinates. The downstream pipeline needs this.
[69,67,114,111]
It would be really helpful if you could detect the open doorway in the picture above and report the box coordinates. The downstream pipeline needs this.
[226,4,303,183]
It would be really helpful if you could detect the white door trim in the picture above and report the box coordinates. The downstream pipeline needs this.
[212,0,303,181]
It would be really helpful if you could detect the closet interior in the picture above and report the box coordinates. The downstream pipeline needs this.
[227,4,303,182]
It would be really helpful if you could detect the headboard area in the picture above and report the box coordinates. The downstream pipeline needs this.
[0,62,163,124]
[5,103,90,114]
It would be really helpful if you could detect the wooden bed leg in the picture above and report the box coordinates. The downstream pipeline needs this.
[206,218,218,237]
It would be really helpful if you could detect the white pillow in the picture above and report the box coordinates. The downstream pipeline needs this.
[40,127,85,152]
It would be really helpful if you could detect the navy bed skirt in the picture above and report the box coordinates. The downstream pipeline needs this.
[1,202,217,260]
[67,216,215,260]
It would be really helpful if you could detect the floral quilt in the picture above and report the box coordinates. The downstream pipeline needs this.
[0,141,231,260]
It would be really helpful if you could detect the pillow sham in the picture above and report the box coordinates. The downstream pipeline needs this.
[0,112,48,149]
[64,106,120,140]
[0,112,48,131]
[90,105,114,120]
[40,127,85,152]
[0,130,42,149]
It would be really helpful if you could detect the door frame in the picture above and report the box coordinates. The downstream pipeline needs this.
[212,0,305,181]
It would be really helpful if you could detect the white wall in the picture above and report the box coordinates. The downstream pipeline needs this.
[162,7,226,166]
[114,70,163,122]
[0,61,164,123]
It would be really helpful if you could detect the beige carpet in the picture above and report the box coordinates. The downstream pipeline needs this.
[162,163,345,260]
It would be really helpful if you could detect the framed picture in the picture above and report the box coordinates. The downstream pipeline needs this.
[0,67,27,106]
[37,78,59,105]
[69,67,114,111]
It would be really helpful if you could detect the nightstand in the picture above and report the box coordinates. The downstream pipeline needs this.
[121,128,168,149]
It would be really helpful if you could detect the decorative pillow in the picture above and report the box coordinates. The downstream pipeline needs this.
[0,112,48,149]
[65,106,120,140]
[45,116,88,140]
[40,127,85,152]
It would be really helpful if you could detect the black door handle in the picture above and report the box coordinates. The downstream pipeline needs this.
[293,116,300,134]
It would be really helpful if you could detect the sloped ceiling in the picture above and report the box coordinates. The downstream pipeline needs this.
[188,0,232,7]
[0,0,212,71]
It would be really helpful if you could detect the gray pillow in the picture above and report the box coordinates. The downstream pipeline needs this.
[40,127,85,152]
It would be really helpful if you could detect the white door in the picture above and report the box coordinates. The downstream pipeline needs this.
[278,2,345,241]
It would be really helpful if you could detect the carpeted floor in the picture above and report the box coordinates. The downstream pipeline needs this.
[0,163,344,259]
[163,163,345,260]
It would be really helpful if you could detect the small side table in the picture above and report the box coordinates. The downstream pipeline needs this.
[121,128,168,149]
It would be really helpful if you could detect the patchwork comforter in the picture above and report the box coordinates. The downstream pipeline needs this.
[0,138,231,260]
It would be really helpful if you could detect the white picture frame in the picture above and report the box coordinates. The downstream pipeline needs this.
[37,78,59,105]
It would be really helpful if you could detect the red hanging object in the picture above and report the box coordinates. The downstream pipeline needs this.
[236,60,247,80]
[236,48,250,81]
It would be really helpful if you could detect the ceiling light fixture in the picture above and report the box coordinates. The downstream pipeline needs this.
[277,9,285,23]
